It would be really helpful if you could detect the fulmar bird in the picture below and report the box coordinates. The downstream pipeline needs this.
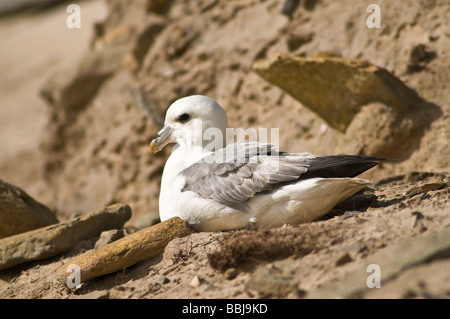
[150,95,384,232]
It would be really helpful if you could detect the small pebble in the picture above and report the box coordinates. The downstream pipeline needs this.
[281,0,300,17]
[190,275,201,287]
[420,178,445,192]
[224,267,239,280]
[335,253,353,266]
[340,211,357,219]
[155,275,170,285]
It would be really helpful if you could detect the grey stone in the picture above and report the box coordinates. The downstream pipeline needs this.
[224,267,239,280]
[0,203,131,271]
[155,275,170,285]
[0,179,58,239]
[253,52,423,132]
[94,228,127,248]
[253,52,441,159]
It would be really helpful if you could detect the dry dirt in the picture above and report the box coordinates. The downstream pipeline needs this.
[0,0,449,299]
[0,172,449,299]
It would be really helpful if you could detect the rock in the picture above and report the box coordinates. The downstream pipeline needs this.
[155,275,170,285]
[0,203,131,271]
[281,0,300,18]
[0,179,58,239]
[420,178,446,192]
[224,267,239,280]
[406,44,436,74]
[338,211,358,220]
[190,275,201,288]
[57,217,193,284]
[406,172,437,182]
[286,32,314,51]
[405,186,423,197]
[253,52,442,158]
[341,102,426,159]
[245,263,299,298]
[306,226,450,298]
[94,229,127,249]
[335,252,353,267]
[253,51,424,133]
[146,0,174,14]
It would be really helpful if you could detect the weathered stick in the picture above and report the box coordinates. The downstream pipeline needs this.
[58,217,193,284]
[0,203,131,271]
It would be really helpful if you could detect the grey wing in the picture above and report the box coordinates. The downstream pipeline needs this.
[180,142,313,207]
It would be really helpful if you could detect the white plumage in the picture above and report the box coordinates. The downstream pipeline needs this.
[150,95,382,231]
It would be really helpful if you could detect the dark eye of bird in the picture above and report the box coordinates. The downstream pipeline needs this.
[177,113,191,123]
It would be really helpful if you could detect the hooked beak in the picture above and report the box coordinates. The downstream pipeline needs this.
[150,124,174,153]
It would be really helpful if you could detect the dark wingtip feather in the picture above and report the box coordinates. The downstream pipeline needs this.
[304,155,388,179]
